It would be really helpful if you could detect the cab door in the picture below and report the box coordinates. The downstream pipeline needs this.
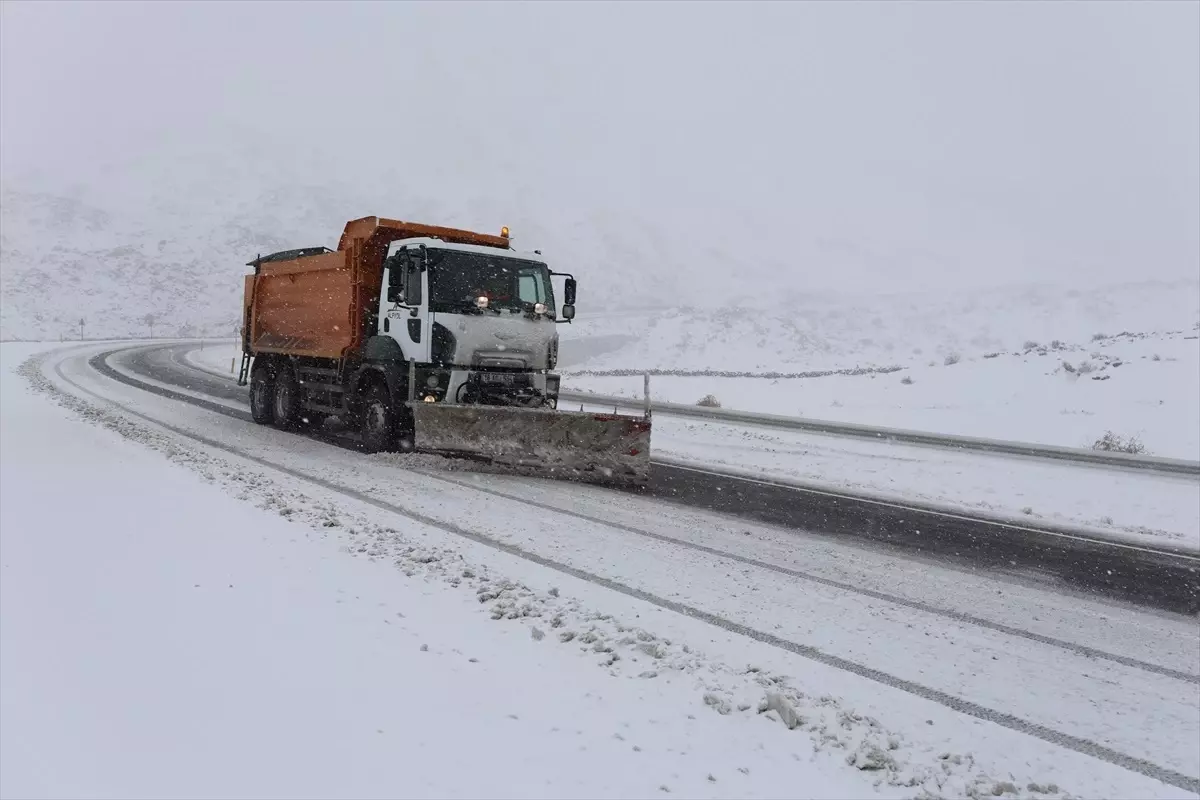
[383,247,431,364]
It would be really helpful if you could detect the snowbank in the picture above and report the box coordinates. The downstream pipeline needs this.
[0,344,873,799]
[568,327,1200,461]
[9,342,1195,799]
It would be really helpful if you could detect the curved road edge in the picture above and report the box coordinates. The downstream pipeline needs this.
[112,342,1199,614]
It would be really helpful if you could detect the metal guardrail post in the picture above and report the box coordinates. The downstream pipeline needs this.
[408,359,417,402]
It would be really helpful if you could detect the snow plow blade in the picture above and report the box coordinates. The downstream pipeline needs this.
[409,403,651,486]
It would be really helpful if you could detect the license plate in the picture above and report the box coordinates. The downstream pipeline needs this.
[482,373,514,384]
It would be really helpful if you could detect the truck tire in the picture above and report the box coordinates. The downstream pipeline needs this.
[249,360,275,425]
[395,408,416,453]
[359,382,395,453]
[272,364,300,429]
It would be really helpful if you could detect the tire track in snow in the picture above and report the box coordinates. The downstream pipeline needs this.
[126,343,1200,683]
[42,346,1200,794]
[174,344,1200,561]
[411,471,1200,685]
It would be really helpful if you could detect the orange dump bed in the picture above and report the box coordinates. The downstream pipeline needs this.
[243,216,511,360]
[243,250,355,359]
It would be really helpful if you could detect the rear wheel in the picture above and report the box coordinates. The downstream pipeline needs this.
[272,364,300,429]
[359,383,395,454]
[249,361,275,424]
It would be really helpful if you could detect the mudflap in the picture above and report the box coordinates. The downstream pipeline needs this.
[408,402,651,487]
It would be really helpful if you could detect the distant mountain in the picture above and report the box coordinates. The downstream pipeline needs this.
[566,281,1200,372]
[3,137,1197,362]
[0,137,695,339]
[0,187,293,339]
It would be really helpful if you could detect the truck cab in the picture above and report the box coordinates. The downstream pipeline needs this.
[375,237,575,410]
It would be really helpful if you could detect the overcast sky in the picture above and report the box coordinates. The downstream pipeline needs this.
[2,0,1197,292]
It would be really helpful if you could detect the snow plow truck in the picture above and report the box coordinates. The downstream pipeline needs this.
[239,216,651,485]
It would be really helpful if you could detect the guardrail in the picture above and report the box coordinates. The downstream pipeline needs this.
[559,389,1200,478]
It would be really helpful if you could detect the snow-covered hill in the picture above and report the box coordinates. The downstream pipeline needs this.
[0,131,681,339]
[4,149,1197,371]
[564,280,1200,373]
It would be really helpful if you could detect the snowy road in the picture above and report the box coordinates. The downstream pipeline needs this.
[4,341,1199,799]
[190,342,1200,549]
[157,343,1200,614]
[567,405,1199,550]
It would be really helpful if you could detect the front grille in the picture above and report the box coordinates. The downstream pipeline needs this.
[476,358,527,370]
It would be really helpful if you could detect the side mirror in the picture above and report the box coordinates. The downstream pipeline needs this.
[564,277,577,306]
[562,304,576,321]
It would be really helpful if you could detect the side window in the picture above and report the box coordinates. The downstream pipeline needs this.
[518,273,542,304]
[405,264,423,306]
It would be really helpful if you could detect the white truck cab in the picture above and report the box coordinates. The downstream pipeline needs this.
[378,237,575,409]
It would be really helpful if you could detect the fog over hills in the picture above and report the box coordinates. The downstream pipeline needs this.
[2,2,1197,355]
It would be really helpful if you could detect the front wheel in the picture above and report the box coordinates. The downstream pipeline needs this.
[359,383,395,454]
[249,361,275,425]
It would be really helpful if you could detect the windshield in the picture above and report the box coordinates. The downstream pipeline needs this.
[427,249,555,316]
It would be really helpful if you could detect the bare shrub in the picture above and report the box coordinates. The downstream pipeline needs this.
[900,375,914,385]
[1091,332,1108,342]
[1152,353,1162,361]
[696,394,722,408]
[1022,340,1039,350]
[943,352,961,366]
[1091,431,1147,455]
[1061,361,1076,373]
[1050,339,1065,350]
[983,352,1001,359]
[1077,360,1096,374]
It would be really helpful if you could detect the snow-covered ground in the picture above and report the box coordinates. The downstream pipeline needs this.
[4,170,1195,463]
[562,281,1200,374]
[187,343,1200,549]
[0,343,886,800]
[5,341,1198,799]
[566,325,1200,462]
